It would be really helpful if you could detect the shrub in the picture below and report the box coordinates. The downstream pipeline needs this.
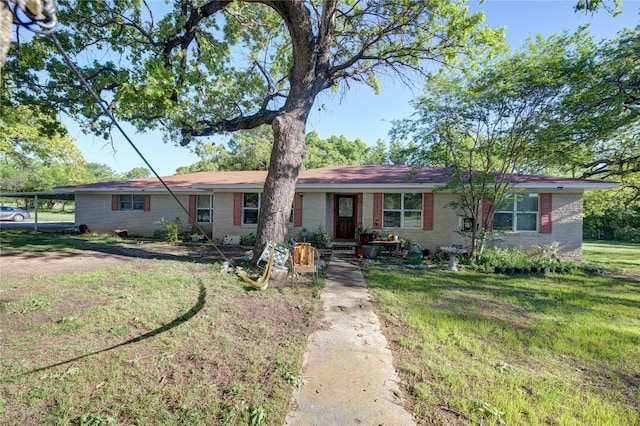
[156,217,181,243]
[309,228,331,248]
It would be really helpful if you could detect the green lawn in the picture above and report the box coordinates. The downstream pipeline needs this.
[583,240,640,272]
[24,210,75,223]
[365,245,639,425]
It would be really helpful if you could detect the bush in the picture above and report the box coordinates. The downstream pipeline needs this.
[309,228,331,249]
[241,233,256,246]
[156,217,181,243]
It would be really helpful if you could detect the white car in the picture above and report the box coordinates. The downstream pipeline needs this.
[0,206,31,222]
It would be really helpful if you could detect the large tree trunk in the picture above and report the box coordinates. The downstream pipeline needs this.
[254,112,308,251]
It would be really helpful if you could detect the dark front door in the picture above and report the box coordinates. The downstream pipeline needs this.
[335,195,357,239]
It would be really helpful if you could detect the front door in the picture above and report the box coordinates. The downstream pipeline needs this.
[334,195,357,239]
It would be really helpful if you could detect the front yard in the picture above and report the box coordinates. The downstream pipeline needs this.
[0,231,321,425]
[1,232,638,425]
[365,241,640,425]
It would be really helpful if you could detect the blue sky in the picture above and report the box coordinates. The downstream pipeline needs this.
[70,1,640,176]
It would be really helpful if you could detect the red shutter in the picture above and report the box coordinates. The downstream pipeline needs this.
[373,193,383,229]
[143,195,151,212]
[482,199,493,230]
[423,193,434,231]
[188,195,196,224]
[540,193,552,234]
[233,193,242,226]
[111,195,119,211]
[294,192,303,227]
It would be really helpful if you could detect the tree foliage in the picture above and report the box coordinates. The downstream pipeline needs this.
[5,0,500,249]
[531,26,639,191]
[176,129,386,173]
[393,27,640,255]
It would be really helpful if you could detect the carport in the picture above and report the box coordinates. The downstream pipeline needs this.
[0,191,75,231]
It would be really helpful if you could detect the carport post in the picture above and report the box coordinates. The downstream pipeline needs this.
[34,194,38,231]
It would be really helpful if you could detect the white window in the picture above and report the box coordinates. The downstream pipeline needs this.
[243,193,294,226]
[196,195,213,223]
[494,193,539,232]
[383,193,423,229]
[119,194,144,211]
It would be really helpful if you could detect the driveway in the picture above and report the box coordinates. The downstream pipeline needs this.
[0,221,74,232]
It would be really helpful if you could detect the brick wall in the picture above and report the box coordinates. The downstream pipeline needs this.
[77,190,584,259]
[75,193,191,236]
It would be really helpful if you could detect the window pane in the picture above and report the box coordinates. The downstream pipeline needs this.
[517,194,538,212]
[493,212,513,230]
[244,209,258,224]
[383,193,401,210]
[197,209,211,223]
[403,193,422,210]
[496,195,514,212]
[133,195,145,210]
[196,195,210,208]
[383,211,401,228]
[338,198,353,217]
[404,211,422,228]
[244,193,259,208]
[517,213,537,231]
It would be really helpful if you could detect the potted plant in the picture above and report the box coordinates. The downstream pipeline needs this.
[400,239,411,257]
[299,227,308,242]
[358,225,372,245]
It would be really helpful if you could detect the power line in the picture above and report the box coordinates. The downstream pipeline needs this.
[48,32,229,261]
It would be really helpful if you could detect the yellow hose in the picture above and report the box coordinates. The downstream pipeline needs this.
[237,243,275,290]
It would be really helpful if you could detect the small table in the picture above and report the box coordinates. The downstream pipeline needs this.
[369,240,401,255]
[440,246,467,271]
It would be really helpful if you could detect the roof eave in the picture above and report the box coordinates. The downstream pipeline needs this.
[513,182,620,190]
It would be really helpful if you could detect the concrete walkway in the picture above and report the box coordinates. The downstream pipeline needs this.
[284,252,416,426]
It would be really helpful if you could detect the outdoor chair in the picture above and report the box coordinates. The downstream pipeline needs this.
[290,242,319,283]
[256,241,289,268]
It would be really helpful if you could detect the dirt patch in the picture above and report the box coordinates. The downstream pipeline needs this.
[1,249,143,280]
[0,241,248,281]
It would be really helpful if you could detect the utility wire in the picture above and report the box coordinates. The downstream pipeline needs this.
[48,32,229,261]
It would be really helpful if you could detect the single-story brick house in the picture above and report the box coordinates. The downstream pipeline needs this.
[55,165,617,259]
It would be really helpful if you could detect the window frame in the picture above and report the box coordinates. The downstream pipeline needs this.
[493,193,539,232]
[118,194,145,211]
[196,194,214,223]
[242,193,294,226]
[382,192,423,229]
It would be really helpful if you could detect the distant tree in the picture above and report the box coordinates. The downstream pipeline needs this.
[176,129,379,173]
[79,162,122,183]
[584,186,640,240]
[124,167,152,179]
[175,144,229,174]
[388,140,419,165]
[363,139,389,165]
[6,1,500,250]
[303,131,368,169]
